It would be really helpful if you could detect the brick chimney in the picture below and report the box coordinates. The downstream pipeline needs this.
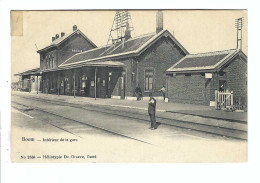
[124,22,131,40]
[156,10,163,33]
[73,25,77,31]
[55,34,59,39]
[61,32,65,37]
[52,37,56,42]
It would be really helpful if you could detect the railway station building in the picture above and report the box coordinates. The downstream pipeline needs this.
[16,11,247,107]
[17,12,189,100]
[52,29,188,99]
[166,49,247,106]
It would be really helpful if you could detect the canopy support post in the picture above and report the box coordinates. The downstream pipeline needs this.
[36,75,38,94]
[73,70,76,98]
[95,67,97,100]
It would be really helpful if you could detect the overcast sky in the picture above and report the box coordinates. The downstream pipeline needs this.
[11,10,247,81]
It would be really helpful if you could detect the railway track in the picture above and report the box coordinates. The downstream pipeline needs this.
[12,94,247,140]
[12,101,152,145]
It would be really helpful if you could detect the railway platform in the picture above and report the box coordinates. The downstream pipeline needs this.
[12,91,247,122]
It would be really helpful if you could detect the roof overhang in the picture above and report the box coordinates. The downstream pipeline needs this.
[41,60,126,73]
[166,69,216,74]
[14,68,41,76]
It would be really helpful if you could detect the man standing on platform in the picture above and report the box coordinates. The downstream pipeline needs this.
[148,93,157,130]
[160,85,166,101]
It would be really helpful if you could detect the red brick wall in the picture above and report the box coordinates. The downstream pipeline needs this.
[136,36,185,97]
[108,36,186,98]
[222,55,247,105]
[167,55,247,106]
[57,34,96,66]
[40,49,57,70]
[40,33,96,71]
[168,73,212,105]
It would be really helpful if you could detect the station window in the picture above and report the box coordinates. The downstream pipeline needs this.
[52,57,55,68]
[145,69,154,91]
[219,71,226,76]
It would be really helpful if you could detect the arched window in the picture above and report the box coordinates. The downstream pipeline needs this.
[52,57,55,68]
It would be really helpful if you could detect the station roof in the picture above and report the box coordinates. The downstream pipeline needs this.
[167,49,247,73]
[18,29,189,75]
[14,68,41,76]
[59,29,189,69]
[37,29,97,53]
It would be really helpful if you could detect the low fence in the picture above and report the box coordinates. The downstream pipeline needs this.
[215,90,233,109]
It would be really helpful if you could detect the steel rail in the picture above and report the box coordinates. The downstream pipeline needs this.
[12,101,152,145]
[12,95,247,140]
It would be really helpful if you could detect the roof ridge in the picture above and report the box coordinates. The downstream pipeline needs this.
[60,29,189,68]
[188,49,238,56]
[69,31,157,57]
[77,44,109,54]
[40,30,76,49]
[38,29,97,52]
[125,32,156,42]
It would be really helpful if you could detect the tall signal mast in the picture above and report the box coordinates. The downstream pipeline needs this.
[106,10,134,46]
[235,17,244,50]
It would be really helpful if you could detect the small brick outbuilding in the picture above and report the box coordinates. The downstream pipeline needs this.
[166,49,247,106]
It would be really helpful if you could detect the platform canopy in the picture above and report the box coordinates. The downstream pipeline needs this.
[14,68,41,76]
[57,60,126,70]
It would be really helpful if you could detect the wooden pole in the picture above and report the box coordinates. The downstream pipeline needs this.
[215,90,218,109]
[58,72,60,96]
[47,76,48,95]
[95,67,97,100]
[231,91,233,106]
[29,77,31,93]
[136,60,139,84]
[73,70,76,98]
[36,75,38,94]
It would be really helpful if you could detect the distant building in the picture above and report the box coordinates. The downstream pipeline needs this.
[166,49,247,106]
[14,68,41,92]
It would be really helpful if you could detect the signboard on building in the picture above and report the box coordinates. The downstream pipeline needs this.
[205,73,212,79]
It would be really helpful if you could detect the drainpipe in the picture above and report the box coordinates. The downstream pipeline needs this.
[166,75,168,99]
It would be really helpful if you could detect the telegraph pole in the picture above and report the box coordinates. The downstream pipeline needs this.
[235,17,244,50]
[106,10,134,47]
